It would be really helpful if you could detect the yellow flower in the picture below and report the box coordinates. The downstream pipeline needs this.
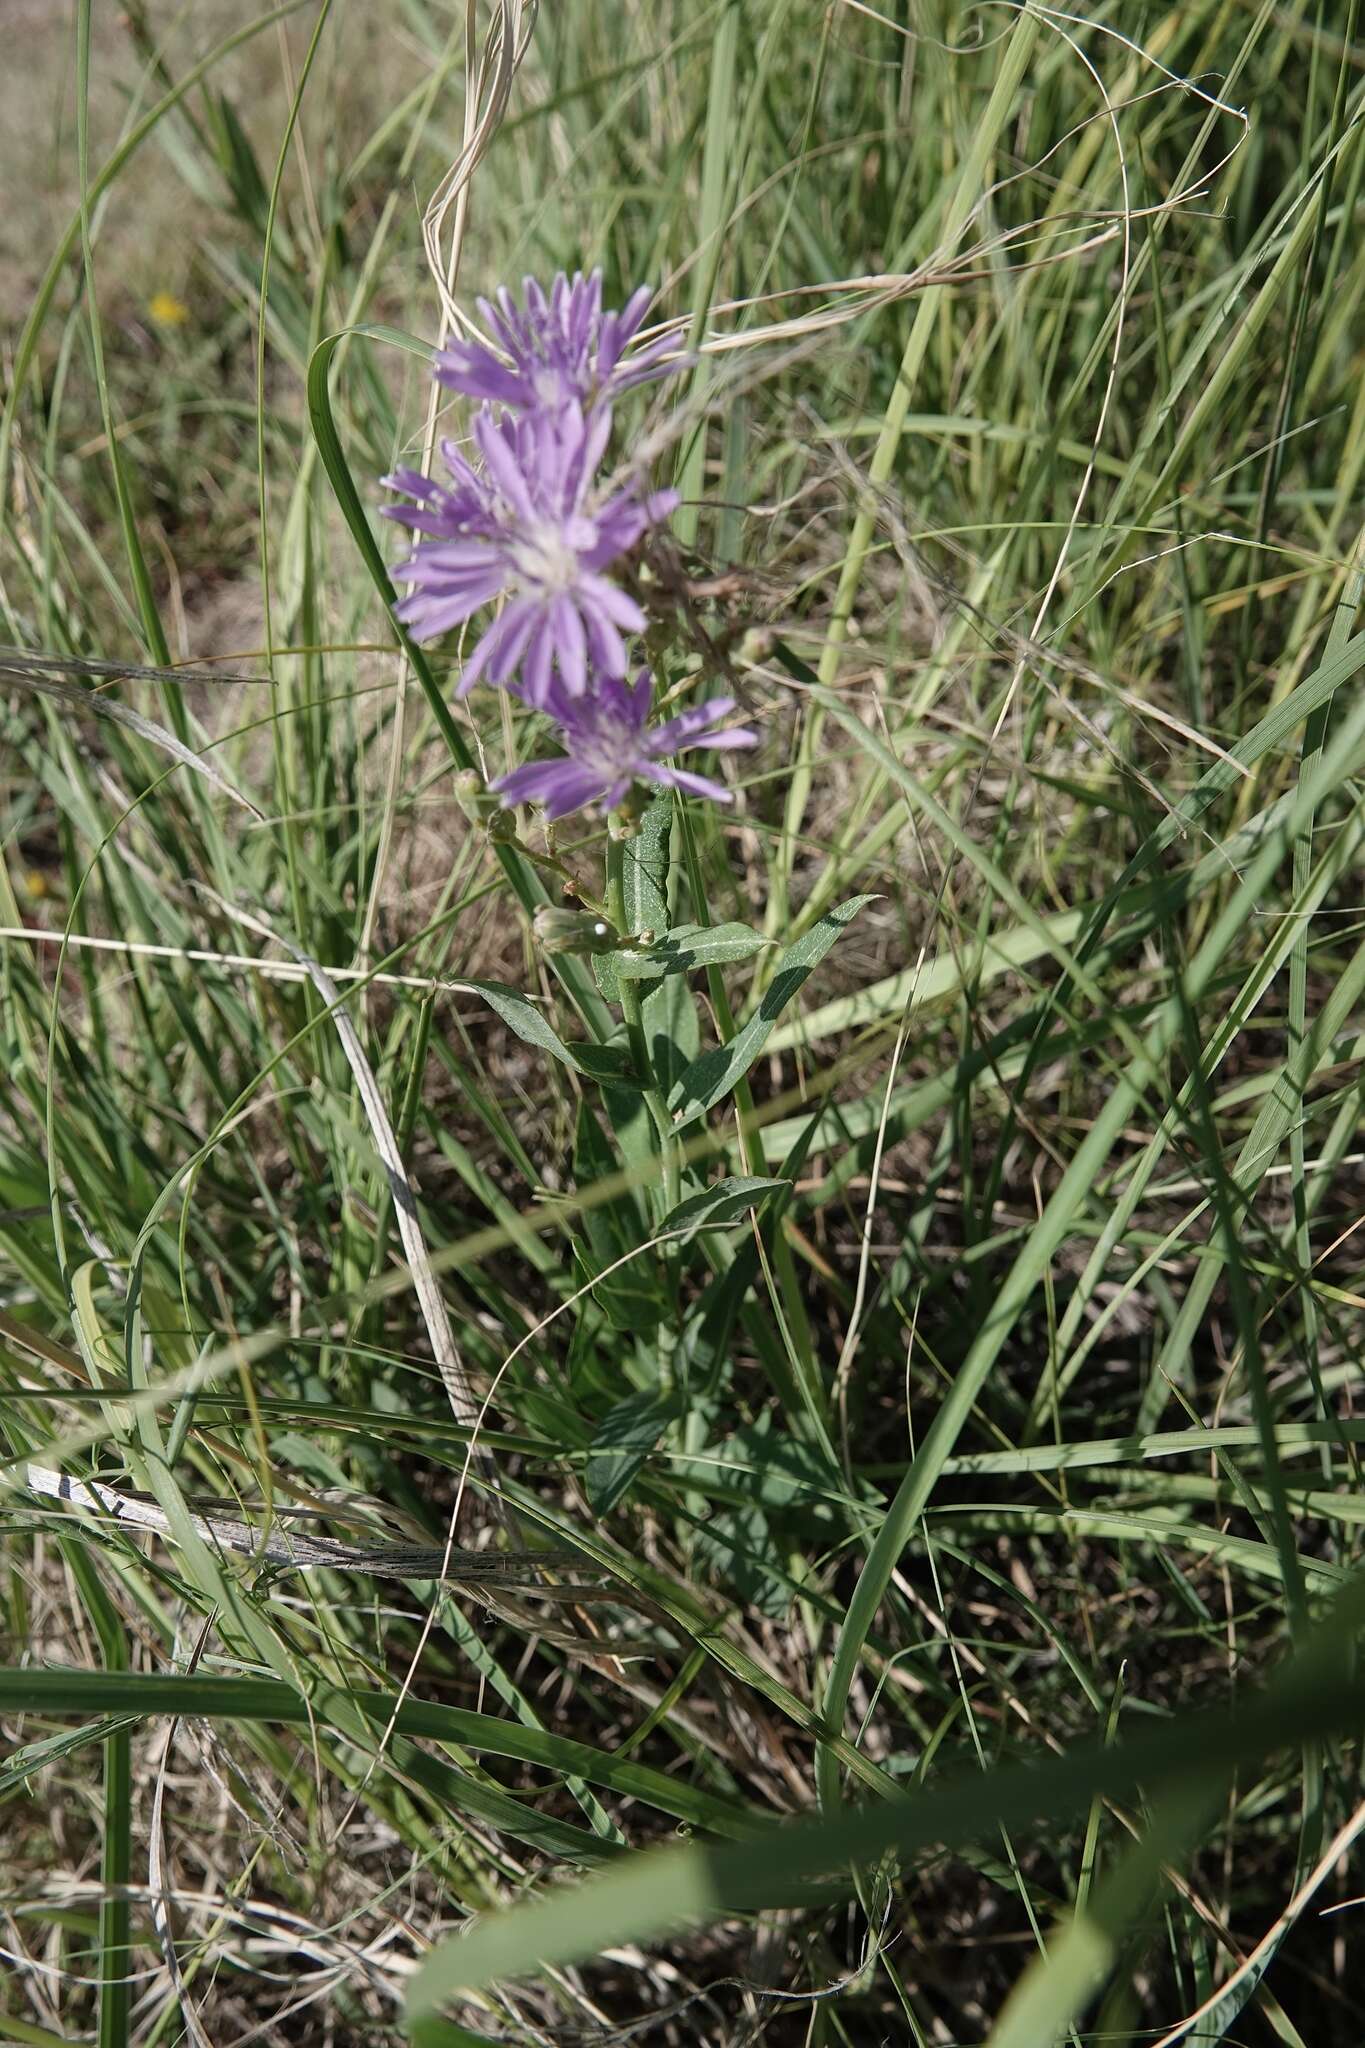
[148,290,190,329]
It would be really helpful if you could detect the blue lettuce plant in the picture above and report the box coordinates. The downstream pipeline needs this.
[379,271,868,1466]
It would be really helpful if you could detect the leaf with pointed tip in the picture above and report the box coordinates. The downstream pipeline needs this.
[462,983,640,1089]
[613,923,772,981]
[585,1390,680,1513]
[662,1177,788,1244]
[668,897,877,1125]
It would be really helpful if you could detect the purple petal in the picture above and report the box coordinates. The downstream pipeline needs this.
[381,504,443,532]
[582,604,628,680]
[475,409,537,522]
[551,594,588,694]
[395,561,507,613]
[642,487,680,524]
[578,572,647,633]
[520,616,555,707]
[544,770,615,820]
[458,599,536,694]
[615,333,685,391]
[485,601,540,685]
[585,498,649,564]
[438,438,486,495]
[616,283,654,348]
[395,592,486,641]
[578,405,613,487]
[434,345,526,407]
[402,537,503,567]
[626,667,654,721]
[650,695,736,748]
[382,465,438,499]
[649,765,736,803]
[700,727,759,751]
[392,565,505,610]
[494,760,607,819]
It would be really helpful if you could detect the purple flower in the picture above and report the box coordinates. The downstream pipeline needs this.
[383,404,677,703]
[434,271,679,416]
[493,669,756,821]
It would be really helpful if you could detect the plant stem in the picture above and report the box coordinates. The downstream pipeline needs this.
[606,834,681,1216]
[606,829,683,1399]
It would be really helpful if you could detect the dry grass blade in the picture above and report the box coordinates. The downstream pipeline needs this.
[0,653,265,819]
[18,1462,572,1586]
[0,926,484,995]
[203,897,486,1445]
[421,0,539,335]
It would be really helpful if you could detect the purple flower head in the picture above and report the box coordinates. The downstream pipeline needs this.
[434,270,680,416]
[383,403,678,704]
[493,668,757,822]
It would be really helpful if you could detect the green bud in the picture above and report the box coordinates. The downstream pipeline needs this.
[533,906,620,956]
[607,790,648,841]
[643,617,677,662]
[453,770,491,824]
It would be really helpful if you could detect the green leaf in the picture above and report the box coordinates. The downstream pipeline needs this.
[678,1421,861,1512]
[595,793,672,1003]
[661,1177,788,1244]
[410,2022,505,2048]
[668,896,876,1125]
[643,965,701,1104]
[572,1104,663,1333]
[0,1668,753,1840]
[692,1499,797,1620]
[462,981,637,1088]
[0,1715,139,1794]
[613,922,772,980]
[585,1390,679,1513]
[211,91,272,237]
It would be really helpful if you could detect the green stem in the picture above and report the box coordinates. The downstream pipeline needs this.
[676,802,820,1390]
[605,834,680,1216]
[606,830,682,1397]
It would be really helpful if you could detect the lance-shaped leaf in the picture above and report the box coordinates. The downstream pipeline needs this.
[612,922,772,981]
[667,897,876,1126]
[463,981,640,1089]
[661,1176,788,1244]
[585,1390,680,1513]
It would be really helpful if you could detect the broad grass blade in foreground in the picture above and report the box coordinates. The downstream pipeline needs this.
[407,1573,1365,2016]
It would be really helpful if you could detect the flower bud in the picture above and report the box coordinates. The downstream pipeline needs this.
[643,615,678,664]
[453,771,497,826]
[607,789,648,841]
[533,906,620,956]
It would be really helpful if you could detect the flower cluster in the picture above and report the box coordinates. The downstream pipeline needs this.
[383,271,754,819]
